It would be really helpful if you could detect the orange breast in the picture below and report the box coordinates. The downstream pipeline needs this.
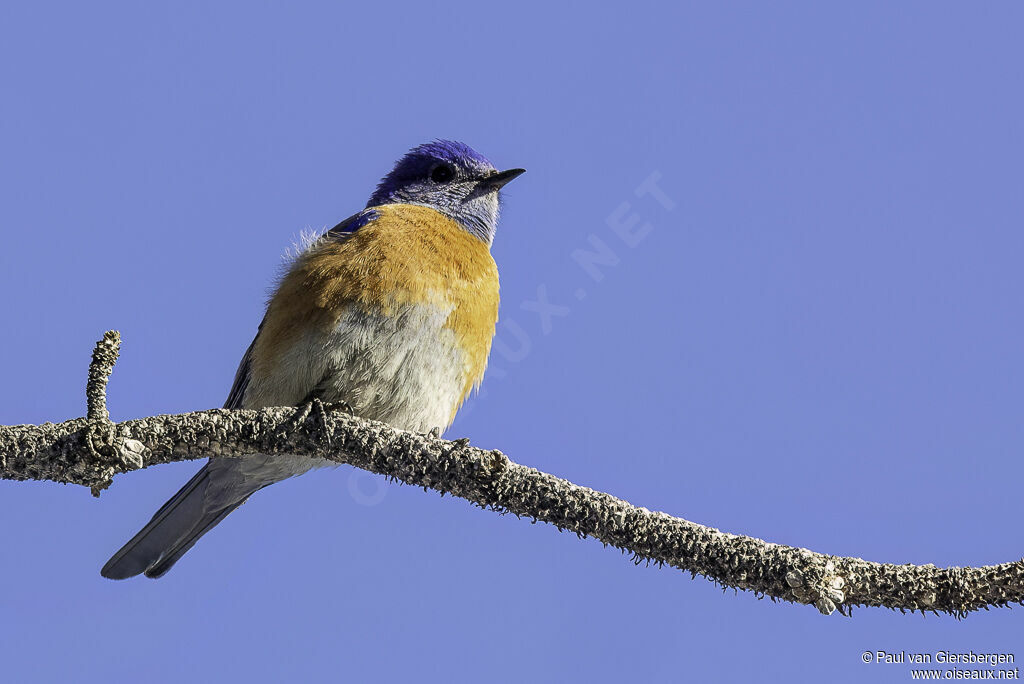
[254,204,500,409]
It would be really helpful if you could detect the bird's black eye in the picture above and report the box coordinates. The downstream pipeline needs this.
[430,163,455,183]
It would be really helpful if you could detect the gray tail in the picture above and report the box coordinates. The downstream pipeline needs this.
[101,464,257,580]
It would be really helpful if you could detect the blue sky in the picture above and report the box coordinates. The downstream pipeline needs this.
[2,2,1022,682]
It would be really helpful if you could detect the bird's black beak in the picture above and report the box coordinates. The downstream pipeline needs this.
[479,168,526,190]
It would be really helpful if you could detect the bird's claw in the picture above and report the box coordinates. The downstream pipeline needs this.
[285,397,355,446]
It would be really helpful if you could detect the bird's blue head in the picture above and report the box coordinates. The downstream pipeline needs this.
[367,140,525,245]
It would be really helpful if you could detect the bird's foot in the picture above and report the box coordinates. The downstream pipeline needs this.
[285,398,354,446]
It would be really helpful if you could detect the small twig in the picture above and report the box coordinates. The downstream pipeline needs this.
[84,331,124,496]
[86,330,120,422]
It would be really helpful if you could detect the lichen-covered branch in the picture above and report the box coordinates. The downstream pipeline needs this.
[1,333,1021,617]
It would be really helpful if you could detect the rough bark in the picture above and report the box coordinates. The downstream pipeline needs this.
[1,332,1021,617]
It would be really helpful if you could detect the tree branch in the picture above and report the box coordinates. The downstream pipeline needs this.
[1,332,1021,617]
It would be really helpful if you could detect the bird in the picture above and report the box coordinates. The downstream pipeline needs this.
[101,140,524,579]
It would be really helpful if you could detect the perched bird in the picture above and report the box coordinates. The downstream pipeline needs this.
[102,140,524,579]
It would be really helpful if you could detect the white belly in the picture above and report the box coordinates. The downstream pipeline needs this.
[318,304,466,433]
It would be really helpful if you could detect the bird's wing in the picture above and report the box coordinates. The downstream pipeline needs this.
[223,324,259,409]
